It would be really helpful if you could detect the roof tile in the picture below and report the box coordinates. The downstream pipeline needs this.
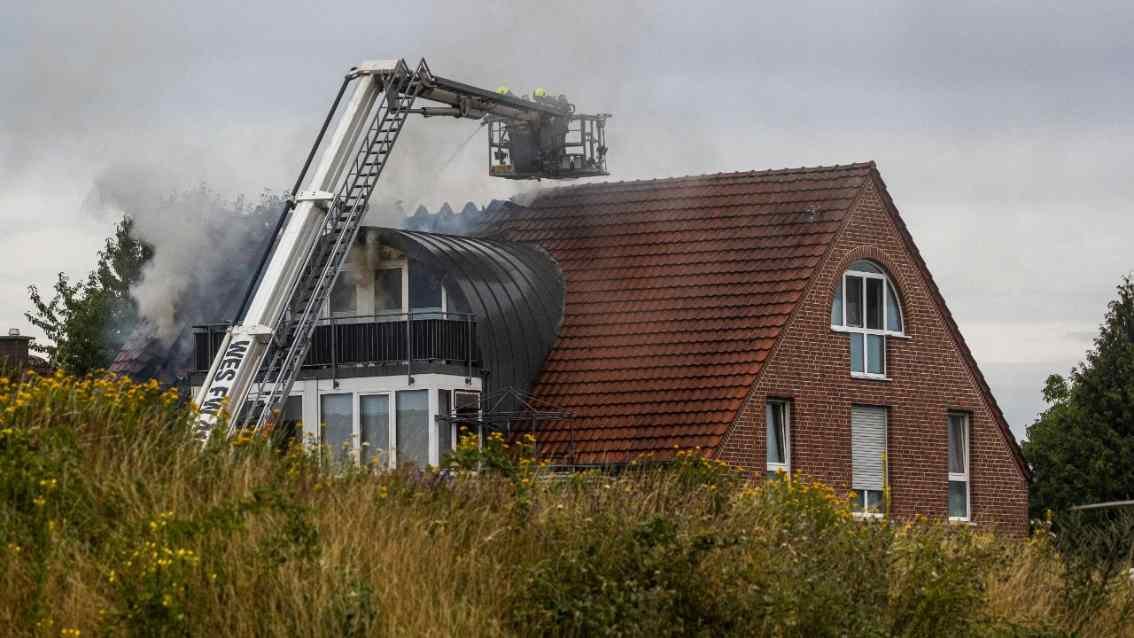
[486,163,872,463]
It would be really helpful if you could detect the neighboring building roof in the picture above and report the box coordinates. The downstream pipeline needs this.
[109,322,190,384]
[484,163,875,462]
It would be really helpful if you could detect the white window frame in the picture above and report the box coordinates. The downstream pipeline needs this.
[852,489,886,519]
[850,404,889,519]
[325,258,458,321]
[319,391,358,465]
[832,262,905,380]
[453,389,482,449]
[373,262,408,318]
[359,391,394,469]
[436,389,456,460]
[407,261,449,317]
[948,412,971,522]
[765,400,791,476]
[299,375,482,468]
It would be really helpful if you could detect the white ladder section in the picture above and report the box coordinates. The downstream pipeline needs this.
[193,59,424,441]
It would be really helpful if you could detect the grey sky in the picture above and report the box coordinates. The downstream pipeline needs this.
[2,1,1131,439]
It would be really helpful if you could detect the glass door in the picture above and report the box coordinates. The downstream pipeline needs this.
[360,393,392,469]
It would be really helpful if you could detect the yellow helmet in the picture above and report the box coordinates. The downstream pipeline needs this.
[533,87,548,98]
[495,86,510,95]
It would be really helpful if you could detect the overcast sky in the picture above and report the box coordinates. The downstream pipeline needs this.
[2,1,1131,440]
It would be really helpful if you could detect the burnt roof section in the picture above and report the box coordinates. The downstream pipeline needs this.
[375,229,565,401]
[484,163,877,463]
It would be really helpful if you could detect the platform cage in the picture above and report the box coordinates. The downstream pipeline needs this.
[488,113,608,180]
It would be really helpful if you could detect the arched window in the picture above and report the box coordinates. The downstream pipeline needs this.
[831,260,904,377]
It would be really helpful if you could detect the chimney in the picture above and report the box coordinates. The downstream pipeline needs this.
[0,329,33,372]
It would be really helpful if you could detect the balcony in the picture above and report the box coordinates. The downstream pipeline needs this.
[193,312,481,377]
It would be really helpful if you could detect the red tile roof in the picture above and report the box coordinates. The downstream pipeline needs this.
[487,163,875,463]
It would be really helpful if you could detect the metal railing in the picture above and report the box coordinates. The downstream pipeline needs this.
[193,311,480,375]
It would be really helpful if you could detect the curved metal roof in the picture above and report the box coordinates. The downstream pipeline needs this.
[375,229,565,400]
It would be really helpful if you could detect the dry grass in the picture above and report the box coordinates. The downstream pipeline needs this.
[1,371,1132,637]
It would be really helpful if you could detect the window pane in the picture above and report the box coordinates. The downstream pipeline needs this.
[396,390,430,468]
[360,395,390,468]
[446,286,471,315]
[273,395,303,450]
[831,278,844,326]
[867,335,885,375]
[454,391,480,442]
[949,481,969,518]
[849,260,882,274]
[865,489,884,513]
[321,393,353,466]
[438,390,453,461]
[766,402,786,465]
[330,270,357,315]
[948,414,967,475]
[886,283,903,332]
[846,276,863,327]
[850,333,865,373]
[866,278,883,330]
[374,268,403,314]
[409,261,443,315]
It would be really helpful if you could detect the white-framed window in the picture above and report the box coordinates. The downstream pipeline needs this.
[453,390,481,446]
[831,260,904,378]
[359,393,392,468]
[851,405,888,517]
[327,260,463,321]
[329,269,359,316]
[373,267,404,318]
[270,395,304,450]
[306,376,481,470]
[765,400,790,477]
[396,389,431,468]
[320,393,355,467]
[437,389,454,462]
[948,413,971,521]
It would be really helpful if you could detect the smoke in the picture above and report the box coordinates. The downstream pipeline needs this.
[86,165,282,347]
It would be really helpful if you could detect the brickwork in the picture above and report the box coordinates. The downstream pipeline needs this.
[0,336,32,372]
[718,179,1029,535]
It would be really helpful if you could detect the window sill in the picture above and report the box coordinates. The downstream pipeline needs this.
[830,326,911,339]
[948,518,975,526]
[852,511,885,520]
[850,372,891,382]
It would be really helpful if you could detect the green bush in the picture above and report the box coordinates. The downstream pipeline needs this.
[1,371,1132,637]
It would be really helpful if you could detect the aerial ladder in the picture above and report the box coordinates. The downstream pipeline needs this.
[193,58,609,441]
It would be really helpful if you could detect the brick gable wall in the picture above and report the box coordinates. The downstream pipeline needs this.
[718,180,1029,535]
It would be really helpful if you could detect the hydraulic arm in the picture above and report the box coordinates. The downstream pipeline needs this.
[192,58,609,441]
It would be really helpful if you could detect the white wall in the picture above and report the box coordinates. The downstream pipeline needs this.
[294,372,481,467]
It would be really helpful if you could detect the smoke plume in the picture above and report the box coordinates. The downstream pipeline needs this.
[85,164,283,349]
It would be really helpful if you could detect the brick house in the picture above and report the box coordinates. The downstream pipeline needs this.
[483,162,1029,534]
[187,161,1028,533]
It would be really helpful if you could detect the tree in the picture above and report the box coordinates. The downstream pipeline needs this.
[1024,276,1134,516]
[25,217,152,374]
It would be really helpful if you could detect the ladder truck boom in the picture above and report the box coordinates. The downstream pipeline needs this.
[193,58,609,441]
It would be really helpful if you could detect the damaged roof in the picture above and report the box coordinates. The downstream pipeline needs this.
[484,163,875,463]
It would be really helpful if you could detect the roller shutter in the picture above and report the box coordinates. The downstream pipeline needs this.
[851,405,887,491]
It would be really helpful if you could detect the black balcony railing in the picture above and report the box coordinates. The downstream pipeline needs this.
[193,312,480,373]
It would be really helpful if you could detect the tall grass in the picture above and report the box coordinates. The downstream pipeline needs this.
[1,371,1131,637]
